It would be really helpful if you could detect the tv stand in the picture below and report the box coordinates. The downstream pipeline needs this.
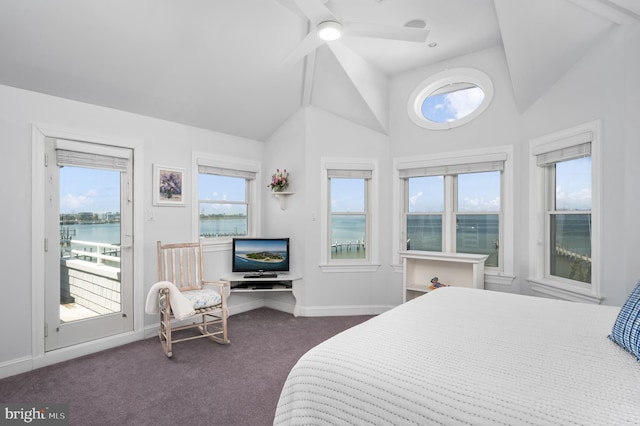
[243,271,278,279]
[221,272,302,316]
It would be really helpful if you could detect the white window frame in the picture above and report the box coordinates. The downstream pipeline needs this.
[320,157,380,272]
[393,146,514,286]
[192,152,261,250]
[528,120,602,303]
[407,67,494,130]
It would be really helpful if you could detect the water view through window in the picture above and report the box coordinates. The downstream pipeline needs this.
[548,157,592,284]
[331,178,367,260]
[60,167,121,246]
[198,173,248,237]
[58,165,122,324]
[405,171,501,267]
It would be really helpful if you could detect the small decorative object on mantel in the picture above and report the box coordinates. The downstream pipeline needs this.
[429,276,448,290]
[269,168,289,192]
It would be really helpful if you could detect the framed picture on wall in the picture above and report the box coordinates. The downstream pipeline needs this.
[153,164,186,206]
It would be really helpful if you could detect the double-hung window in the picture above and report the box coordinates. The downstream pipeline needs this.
[529,121,600,302]
[394,147,513,282]
[400,161,503,267]
[195,154,259,242]
[320,158,379,271]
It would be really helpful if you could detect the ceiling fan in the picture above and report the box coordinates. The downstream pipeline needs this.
[279,0,429,64]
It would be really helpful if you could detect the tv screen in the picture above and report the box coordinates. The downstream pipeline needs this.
[232,238,290,273]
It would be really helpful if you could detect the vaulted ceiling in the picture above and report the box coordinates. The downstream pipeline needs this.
[0,0,638,141]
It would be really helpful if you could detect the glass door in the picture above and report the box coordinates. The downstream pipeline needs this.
[44,138,133,351]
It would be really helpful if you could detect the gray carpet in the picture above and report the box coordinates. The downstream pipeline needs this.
[0,308,372,426]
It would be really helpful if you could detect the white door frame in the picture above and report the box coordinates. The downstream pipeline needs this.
[31,124,145,369]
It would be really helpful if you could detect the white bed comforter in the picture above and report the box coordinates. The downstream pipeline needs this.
[274,287,640,425]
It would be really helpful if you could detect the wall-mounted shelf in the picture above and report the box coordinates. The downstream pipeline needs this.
[272,191,294,210]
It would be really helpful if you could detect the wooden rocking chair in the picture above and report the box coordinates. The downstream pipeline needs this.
[156,240,230,357]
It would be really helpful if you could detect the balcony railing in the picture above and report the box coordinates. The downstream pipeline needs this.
[59,239,122,321]
[61,239,121,265]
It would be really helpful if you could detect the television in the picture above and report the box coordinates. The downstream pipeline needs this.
[232,237,290,276]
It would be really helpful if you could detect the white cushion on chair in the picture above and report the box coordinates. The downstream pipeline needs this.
[183,288,222,310]
[146,281,195,320]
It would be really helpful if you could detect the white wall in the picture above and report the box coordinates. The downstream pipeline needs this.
[522,24,640,305]
[389,46,523,158]
[388,46,525,294]
[387,28,640,306]
[300,106,396,315]
[0,84,263,374]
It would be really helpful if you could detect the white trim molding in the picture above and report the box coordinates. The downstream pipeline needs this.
[528,119,602,303]
[392,145,514,281]
[191,151,262,248]
[407,67,494,130]
[30,124,145,373]
[319,157,380,270]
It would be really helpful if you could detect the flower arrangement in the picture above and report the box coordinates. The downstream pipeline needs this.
[269,168,289,192]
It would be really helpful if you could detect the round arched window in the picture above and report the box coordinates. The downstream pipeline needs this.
[407,68,493,130]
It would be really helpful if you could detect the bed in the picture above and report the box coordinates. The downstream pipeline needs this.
[274,287,640,425]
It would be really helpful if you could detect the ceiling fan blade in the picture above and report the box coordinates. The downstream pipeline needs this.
[345,22,429,43]
[291,0,336,24]
[282,31,325,64]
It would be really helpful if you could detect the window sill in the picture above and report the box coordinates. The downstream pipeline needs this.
[485,272,515,286]
[528,278,602,304]
[319,263,381,273]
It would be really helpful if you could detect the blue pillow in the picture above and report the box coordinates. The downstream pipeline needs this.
[609,280,640,360]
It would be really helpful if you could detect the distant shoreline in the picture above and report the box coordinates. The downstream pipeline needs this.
[200,216,247,221]
[237,254,283,264]
[61,221,120,225]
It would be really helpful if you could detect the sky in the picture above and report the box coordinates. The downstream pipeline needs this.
[331,178,365,212]
[60,167,121,214]
[408,173,501,213]
[421,85,485,123]
[199,174,246,215]
[555,156,592,210]
[234,238,288,253]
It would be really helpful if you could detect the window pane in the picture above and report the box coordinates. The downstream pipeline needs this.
[554,157,591,211]
[406,215,442,251]
[331,214,366,259]
[199,204,247,237]
[421,85,485,123]
[457,171,500,212]
[331,178,364,212]
[199,173,248,238]
[198,174,245,202]
[456,214,499,267]
[549,214,591,283]
[408,176,444,212]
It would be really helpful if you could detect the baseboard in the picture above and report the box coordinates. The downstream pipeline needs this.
[1,330,145,380]
[0,356,33,380]
[263,298,294,315]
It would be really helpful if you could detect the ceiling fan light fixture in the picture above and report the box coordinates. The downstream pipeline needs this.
[317,20,343,41]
